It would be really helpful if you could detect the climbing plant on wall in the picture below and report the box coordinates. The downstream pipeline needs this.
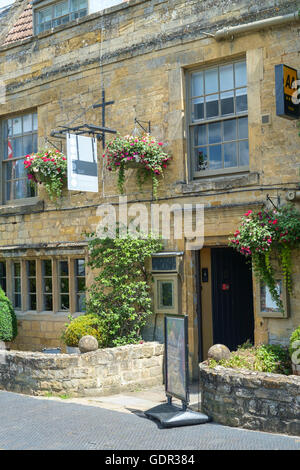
[229,204,300,311]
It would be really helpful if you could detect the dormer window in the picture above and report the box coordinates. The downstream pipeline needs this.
[34,0,88,34]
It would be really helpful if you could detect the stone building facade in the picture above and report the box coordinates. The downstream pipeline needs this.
[0,0,299,376]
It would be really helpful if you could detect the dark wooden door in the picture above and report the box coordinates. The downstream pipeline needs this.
[211,247,254,351]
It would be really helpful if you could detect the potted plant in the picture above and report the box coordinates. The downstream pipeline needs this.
[24,149,67,203]
[229,204,300,311]
[103,134,171,199]
[289,326,300,375]
[61,314,104,353]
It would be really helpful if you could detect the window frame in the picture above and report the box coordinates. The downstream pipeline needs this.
[187,58,249,179]
[0,256,87,315]
[153,273,180,315]
[0,111,38,204]
[34,0,89,35]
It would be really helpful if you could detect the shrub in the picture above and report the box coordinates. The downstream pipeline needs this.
[208,343,292,375]
[86,230,163,347]
[61,314,105,347]
[0,287,17,342]
[289,326,300,364]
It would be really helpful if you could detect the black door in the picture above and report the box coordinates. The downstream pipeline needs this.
[211,247,254,351]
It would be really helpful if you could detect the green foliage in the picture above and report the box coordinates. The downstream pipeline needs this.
[0,287,17,342]
[289,325,300,359]
[255,344,291,375]
[86,230,163,347]
[208,343,292,375]
[103,134,171,199]
[229,204,300,310]
[24,148,67,203]
[61,314,104,347]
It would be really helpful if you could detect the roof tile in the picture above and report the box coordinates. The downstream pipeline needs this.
[3,1,33,46]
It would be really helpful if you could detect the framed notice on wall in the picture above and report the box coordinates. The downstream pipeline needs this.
[164,315,189,404]
[257,279,289,319]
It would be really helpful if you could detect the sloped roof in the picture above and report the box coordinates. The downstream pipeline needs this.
[3,0,32,46]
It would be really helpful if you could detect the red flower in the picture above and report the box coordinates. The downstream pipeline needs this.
[244,210,253,216]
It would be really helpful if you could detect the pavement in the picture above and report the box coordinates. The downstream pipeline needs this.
[0,386,300,450]
[36,383,202,415]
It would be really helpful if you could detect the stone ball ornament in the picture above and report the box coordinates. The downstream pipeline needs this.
[207,344,231,361]
[78,335,99,353]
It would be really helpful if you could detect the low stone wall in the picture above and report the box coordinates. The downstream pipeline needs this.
[199,363,300,436]
[0,342,164,397]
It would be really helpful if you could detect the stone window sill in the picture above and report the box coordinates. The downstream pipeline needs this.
[0,198,44,216]
[181,172,260,194]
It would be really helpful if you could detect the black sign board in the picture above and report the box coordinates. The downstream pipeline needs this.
[275,64,299,120]
[164,315,189,404]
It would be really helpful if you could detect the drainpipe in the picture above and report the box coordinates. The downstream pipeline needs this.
[215,11,300,41]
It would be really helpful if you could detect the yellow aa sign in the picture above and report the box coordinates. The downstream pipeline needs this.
[283,65,298,97]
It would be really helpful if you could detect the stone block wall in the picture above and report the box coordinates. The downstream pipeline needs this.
[199,363,300,436]
[0,342,164,397]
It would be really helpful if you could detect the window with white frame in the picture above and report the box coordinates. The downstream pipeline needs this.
[35,0,88,34]
[189,60,249,176]
[1,112,38,202]
[0,257,86,313]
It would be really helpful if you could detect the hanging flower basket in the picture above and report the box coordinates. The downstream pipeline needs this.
[24,149,67,203]
[229,204,300,311]
[103,134,171,199]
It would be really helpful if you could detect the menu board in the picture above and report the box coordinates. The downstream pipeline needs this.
[165,315,188,402]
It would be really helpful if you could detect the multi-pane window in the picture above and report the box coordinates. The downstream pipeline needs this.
[0,258,86,313]
[13,262,21,309]
[75,259,86,312]
[189,61,249,175]
[0,261,6,293]
[27,261,37,310]
[43,260,53,311]
[2,112,38,201]
[36,0,88,34]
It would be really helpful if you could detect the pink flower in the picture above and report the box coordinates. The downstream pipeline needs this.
[244,210,253,217]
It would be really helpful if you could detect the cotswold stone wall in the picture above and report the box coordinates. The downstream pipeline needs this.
[0,342,164,397]
[199,363,300,436]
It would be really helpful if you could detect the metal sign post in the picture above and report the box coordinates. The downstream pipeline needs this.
[145,315,210,428]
